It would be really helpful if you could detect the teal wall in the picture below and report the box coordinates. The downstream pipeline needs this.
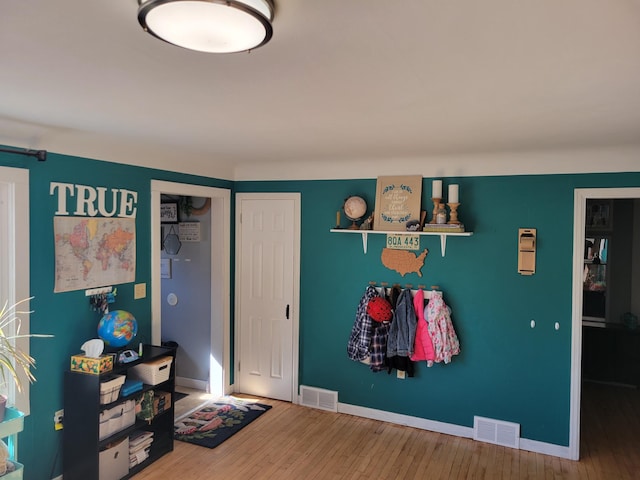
[236,172,640,447]
[1,149,231,480]
[2,145,640,478]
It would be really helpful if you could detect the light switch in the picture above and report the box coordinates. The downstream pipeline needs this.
[134,283,147,299]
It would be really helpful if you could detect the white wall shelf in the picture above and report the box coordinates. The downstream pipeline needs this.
[329,229,473,256]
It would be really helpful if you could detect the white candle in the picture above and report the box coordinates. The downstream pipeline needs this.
[449,184,459,203]
[432,180,442,199]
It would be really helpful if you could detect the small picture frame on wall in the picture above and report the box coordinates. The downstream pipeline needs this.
[586,200,612,231]
[160,258,172,279]
[160,202,179,223]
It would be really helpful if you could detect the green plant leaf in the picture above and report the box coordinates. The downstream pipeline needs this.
[0,297,53,391]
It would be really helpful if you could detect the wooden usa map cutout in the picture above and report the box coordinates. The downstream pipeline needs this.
[381,248,429,277]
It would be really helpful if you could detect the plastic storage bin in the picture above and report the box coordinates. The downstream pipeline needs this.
[0,407,24,439]
[1,461,23,479]
[99,437,129,480]
[99,399,135,441]
[0,407,24,479]
[128,356,172,385]
[99,375,126,404]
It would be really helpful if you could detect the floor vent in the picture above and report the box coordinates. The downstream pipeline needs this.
[473,416,520,449]
[299,385,338,412]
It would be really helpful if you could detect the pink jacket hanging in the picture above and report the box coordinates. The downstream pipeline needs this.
[426,290,460,364]
[410,289,436,366]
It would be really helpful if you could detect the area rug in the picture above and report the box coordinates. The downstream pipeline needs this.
[174,391,189,402]
[174,396,272,449]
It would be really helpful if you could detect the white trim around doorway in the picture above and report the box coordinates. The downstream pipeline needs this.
[570,187,640,460]
[0,166,30,416]
[150,181,231,396]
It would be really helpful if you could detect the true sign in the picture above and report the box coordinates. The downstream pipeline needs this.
[50,182,138,218]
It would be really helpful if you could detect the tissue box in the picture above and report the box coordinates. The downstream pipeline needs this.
[70,354,114,375]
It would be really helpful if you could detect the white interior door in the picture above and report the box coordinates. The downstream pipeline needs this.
[151,181,231,397]
[236,193,300,402]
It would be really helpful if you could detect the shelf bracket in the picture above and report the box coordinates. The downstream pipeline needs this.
[440,235,447,257]
[362,232,368,254]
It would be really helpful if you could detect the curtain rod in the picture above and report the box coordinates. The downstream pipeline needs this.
[0,147,47,161]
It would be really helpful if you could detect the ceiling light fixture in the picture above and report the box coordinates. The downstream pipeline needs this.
[138,0,274,54]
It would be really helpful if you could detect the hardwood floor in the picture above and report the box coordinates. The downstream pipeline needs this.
[133,383,640,479]
[579,381,640,479]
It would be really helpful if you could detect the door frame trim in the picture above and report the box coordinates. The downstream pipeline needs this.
[570,187,640,460]
[234,192,301,403]
[151,180,231,396]
[0,167,30,415]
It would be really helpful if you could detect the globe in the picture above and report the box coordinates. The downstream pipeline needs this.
[343,195,367,221]
[98,310,138,348]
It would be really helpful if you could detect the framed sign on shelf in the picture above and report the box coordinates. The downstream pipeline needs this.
[586,199,612,231]
[373,175,423,231]
[160,202,179,223]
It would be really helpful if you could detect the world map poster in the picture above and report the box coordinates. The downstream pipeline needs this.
[54,216,136,293]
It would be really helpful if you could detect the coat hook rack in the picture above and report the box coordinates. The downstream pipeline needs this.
[369,282,445,301]
[370,282,436,292]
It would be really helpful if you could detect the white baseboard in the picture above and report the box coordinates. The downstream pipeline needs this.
[333,401,572,460]
[51,476,63,480]
[176,376,209,391]
[519,438,572,458]
[337,402,473,439]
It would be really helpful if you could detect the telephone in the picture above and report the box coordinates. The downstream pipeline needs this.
[118,349,139,364]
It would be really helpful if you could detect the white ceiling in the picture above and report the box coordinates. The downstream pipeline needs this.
[1,1,640,180]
